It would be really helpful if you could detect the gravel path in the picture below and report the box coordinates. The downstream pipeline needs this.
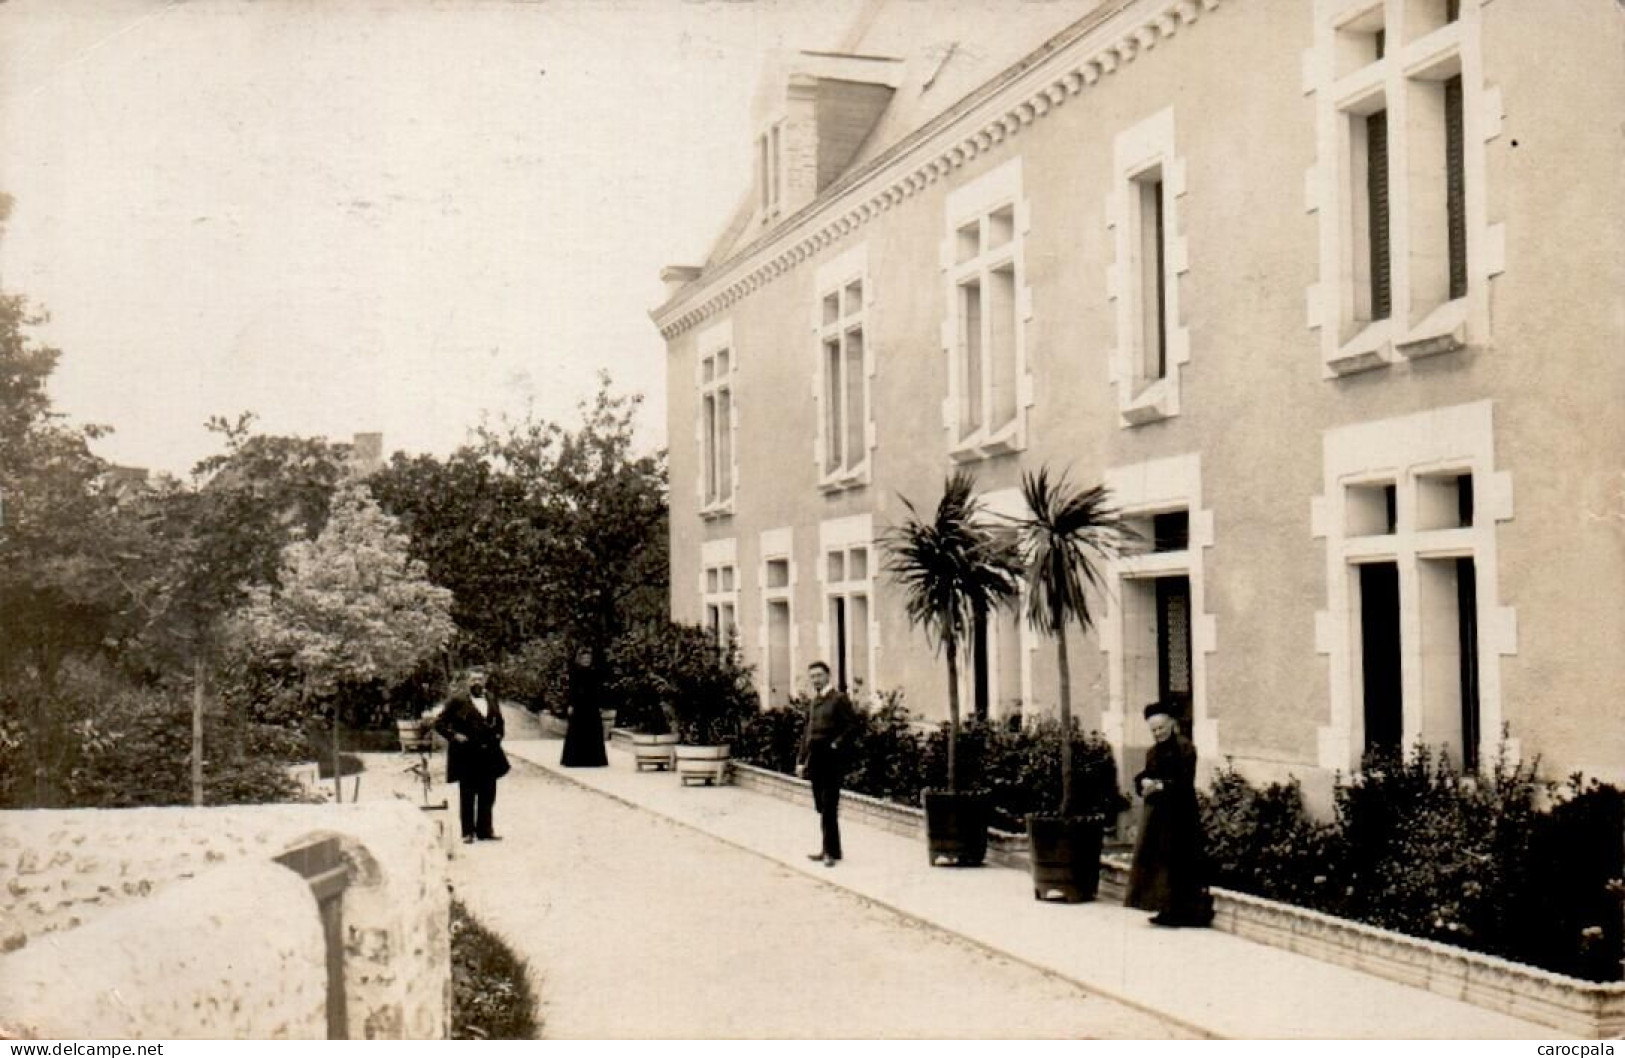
[364,753,1189,1039]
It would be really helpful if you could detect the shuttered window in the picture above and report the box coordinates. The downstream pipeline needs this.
[1153,180,1168,379]
[1445,75,1468,300]
[1367,109,1392,321]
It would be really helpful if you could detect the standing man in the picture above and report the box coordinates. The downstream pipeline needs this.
[435,667,509,845]
[796,660,859,867]
[1126,701,1213,927]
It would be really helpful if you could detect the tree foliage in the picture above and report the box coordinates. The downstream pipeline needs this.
[1006,467,1126,815]
[235,481,456,703]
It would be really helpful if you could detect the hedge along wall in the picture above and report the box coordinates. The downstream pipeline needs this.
[0,802,451,1039]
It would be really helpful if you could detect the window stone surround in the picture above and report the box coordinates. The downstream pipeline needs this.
[1310,399,1516,773]
[816,513,879,698]
[695,318,739,520]
[939,156,1035,462]
[1100,453,1219,762]
[1106,106,1192,426]
[1303,0,1506,378]
[756,526,799,706]
[811,243,876,493]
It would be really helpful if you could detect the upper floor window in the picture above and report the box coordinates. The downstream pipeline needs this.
[1108,108,1191,426]
[940,158,1031,462]
[696,319,737,518]
[1310,0,1495,376]
[813,243,872,492]
[758,120,784,224]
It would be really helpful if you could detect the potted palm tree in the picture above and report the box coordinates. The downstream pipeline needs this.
[883,470,1022,867]
[1008,468,1129,902]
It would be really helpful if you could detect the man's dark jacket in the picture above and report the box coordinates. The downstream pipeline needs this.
[434,694,508,784]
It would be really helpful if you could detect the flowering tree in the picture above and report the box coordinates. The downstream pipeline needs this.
[236,480,455,799]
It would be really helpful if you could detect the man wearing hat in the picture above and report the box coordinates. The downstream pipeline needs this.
[1126,700,1213,927]
[434,667,510,844]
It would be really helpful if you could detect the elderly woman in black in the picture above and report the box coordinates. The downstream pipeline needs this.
[1126,701,1214,927]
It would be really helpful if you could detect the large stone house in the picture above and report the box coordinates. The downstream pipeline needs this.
[652,0,1625,805]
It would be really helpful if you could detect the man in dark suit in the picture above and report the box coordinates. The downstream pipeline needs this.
[434,667,508,844]
[795,660,859,867]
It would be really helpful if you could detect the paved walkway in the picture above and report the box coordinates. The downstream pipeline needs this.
[505,738,1555,1040]
[360,749,1191,1038]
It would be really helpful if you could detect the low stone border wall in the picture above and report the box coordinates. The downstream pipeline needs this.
[730,762,1031,868]
[1100,854,1624,1039]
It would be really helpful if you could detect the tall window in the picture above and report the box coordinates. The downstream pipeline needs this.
[818,276,868,484]
[942,159,1029,458]
[700,346,734,511]
[758,120,783,223]
[824,544,871,697]
[1136,170,1170,381]
[1363,108,1392,322]
[950,206,1018,445]
[1444,74,1467,301]
[703,561,738,649]
[1315,402,1506,775]
[1312,0,1488,374]
[761,547,794,707]
[1109,107,1190,425]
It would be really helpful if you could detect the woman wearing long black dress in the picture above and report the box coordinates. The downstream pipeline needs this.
[1126,700,1213,927]
[560,646,608,767]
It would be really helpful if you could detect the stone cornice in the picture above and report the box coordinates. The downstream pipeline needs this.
[652,0,1227,341]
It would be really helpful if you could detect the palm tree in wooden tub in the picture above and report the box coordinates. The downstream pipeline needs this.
[1008,467,1130,902]
[883,470,1022,867]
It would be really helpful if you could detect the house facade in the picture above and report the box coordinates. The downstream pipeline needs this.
[652,0,1625,806]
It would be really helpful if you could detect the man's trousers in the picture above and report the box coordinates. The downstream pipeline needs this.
[458,773,498,839]
[806,741,843,860]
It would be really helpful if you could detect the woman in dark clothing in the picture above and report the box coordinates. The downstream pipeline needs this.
[560,646,608,767]
[1126,701,1214,927]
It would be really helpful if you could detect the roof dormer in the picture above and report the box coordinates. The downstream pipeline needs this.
[753,50,902,227]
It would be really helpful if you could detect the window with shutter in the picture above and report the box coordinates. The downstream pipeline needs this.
[1445,75,1467,300]
[1367,109,1392,321]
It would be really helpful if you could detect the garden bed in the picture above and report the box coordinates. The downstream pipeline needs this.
[729,753,1625,1037]
[1102,855,1623,1039]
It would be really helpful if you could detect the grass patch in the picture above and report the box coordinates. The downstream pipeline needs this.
[450,898,539,1039]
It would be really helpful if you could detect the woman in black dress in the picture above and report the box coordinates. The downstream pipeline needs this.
[1126,701,1214,927]
[560,645,608,767]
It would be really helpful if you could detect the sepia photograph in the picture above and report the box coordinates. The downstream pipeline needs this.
[0,0,1621,1043]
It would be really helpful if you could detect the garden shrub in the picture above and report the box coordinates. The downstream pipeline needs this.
[604,621,757,743]
[1329,743,1542,951]
[1515,778,1625,982]
[1201,743,1624,982]
[29,661,308,808]
[735,693,1124,835]
[1200,764,1336,909]
[492,637,572,717]
[731,701,804,775]
[844,689,930,806]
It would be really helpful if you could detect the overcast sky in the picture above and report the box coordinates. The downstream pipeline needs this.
[0,0,862,475]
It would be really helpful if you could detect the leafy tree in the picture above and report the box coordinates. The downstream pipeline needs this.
[881,471,1021,791]
[235,480,456,799]
[0,291,131,805]
[368,448,548,662]
[474,375,668,693]
[1007,468,1126,816]
[118,415,352,803]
